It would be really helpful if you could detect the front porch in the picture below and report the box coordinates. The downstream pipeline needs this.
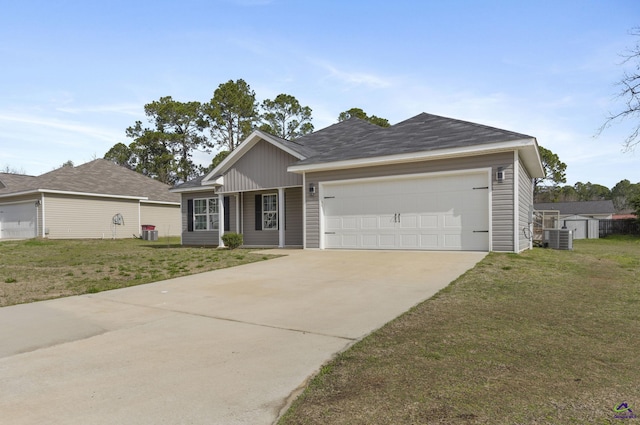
[181,187,303,248]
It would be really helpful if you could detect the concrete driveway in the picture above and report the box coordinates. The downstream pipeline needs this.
[0,250,485,425]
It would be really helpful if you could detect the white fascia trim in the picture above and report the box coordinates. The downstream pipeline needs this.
[140,200,181,206]
[169,185,219,194]
[0,189,147,201]
[39,189,147,200]
[215,184,302,195]
[0,197,40,205]
[202,130,307,184]
[288,138,537,174]
[201,175,224,187]
[0,189,40,199]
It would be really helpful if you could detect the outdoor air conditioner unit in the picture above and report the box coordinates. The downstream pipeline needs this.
[543,229,573,250]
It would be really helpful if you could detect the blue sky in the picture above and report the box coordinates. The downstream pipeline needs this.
[1,0,638,188]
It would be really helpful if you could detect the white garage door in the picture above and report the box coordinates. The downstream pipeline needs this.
[322,172,490,251]
[0,202,37,239]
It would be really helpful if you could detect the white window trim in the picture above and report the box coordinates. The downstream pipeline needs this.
[262,193,278,231]
[193,197,219,231]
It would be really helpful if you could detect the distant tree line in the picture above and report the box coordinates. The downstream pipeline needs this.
[536,179,640,213]
[533,146,639,214]
[104,78,388,185]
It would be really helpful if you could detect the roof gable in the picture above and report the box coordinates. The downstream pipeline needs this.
[198,130,311,186]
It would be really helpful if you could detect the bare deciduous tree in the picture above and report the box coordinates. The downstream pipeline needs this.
[599,27,640,151]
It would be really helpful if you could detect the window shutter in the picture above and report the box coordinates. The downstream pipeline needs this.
[187,199,194,232]
[223,196,230,232]
[255,194,262,231]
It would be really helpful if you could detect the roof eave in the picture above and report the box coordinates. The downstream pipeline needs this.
[288,138,544,176]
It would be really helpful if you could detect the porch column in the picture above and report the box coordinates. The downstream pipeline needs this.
[235,193,240,233]
[218,195,225,248]
[278,187,285,248]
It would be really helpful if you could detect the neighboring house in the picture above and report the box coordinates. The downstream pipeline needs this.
[0,159,181,240]
[534,200,615,220]
[172,112,544,253]
[534,200,616,239]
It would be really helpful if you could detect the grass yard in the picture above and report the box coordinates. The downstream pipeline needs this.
[0,237,277,307]
[279,236,640,425]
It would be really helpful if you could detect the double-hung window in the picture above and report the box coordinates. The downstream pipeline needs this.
[194,198,218,231]
[262,193,278,230]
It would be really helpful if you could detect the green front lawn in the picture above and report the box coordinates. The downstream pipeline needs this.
[0,237,276,307]
[279,236,640,424]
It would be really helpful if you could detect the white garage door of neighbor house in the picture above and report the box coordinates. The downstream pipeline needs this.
[322,172,490,251]
[0,202,37,239]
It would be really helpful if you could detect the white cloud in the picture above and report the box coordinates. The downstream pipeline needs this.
[55,103,143,117]
[312,60,393,89]
[0,113,120,143]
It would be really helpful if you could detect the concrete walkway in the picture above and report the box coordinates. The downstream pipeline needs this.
[0,250,486,425]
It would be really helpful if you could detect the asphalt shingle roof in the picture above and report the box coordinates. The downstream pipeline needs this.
[534,200,615,215]
[294,112,534,165]
[0,159,179,203]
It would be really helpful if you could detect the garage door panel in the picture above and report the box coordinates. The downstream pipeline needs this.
[379,234,396,248]
[419,215,439,228]
[379,215,395,229]
[323,172,489,251]
[420,234,439,248]
[325,217,342,231]
[361,216,378,229]
[443,234,462,248]
[399,214,418,229]
[443,214,462,228]
[400,234,418,248]
[361,234,377,248]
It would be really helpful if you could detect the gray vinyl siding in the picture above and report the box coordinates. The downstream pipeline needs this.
[304,152,515,251]
[518,159,534,252]
[44,194,140,239]
[239,188,301,247]
[285,187,303,246]
[181,191,218,246]
[140,203,181,237]
[222,140,302,192]
[242,190,279,246]
[225,194,238,234]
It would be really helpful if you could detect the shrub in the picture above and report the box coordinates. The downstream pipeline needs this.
[221,232,243,250]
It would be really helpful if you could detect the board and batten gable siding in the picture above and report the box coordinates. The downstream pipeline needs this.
[221,139,303,192]
[304,152,516,251]
[44,194,139,239]
[140,203,181,237]
[517,156,534,252]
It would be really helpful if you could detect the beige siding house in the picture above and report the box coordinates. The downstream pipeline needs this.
[0,159,180,240]
[172,113,544,252]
